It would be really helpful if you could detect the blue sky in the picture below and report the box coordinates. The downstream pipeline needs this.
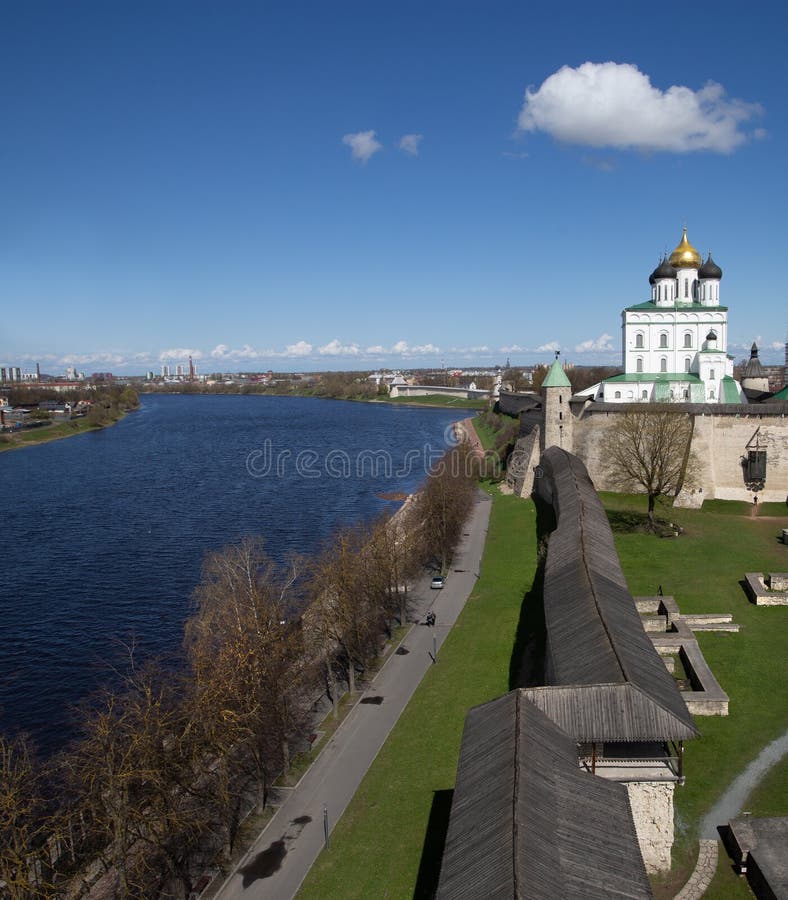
[1,0,786,374]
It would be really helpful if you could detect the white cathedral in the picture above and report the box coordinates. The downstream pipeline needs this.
[583,228,744,404]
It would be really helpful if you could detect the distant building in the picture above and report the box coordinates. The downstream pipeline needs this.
[584,228,742,404]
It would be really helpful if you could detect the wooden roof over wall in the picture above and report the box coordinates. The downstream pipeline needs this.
[535,447,698,742]
[436,692,653,899]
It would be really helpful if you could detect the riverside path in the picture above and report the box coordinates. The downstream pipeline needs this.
[213,490,493,900]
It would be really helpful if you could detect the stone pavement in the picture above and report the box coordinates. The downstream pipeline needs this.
[213,490,493,900]
[674,839,718,900]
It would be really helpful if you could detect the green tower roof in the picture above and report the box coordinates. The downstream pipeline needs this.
[543,358,571,388]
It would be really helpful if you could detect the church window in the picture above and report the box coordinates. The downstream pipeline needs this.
[684,332,692,348]
[684,357,691,372]
[636,357,643,373]
[709,390,715,400]
[614,391,621,399]
[683,389,689,399]
[684,279,689,298]
[641,390,648,400]
[660,357,667,373]
[710,368,715,380]
[659,333,668,348]
[635,333,644,349]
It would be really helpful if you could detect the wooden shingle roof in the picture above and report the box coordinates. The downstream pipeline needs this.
[536,447,698,742]
[436,692,653,899]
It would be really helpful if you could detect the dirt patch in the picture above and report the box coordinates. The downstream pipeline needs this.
[377,491,408,501]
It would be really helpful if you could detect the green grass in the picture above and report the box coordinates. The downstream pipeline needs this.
[601,492,788,899]
[296,491,787,899]
[0,413,129,451]
[297,493,538,899]
[384,394,487,409]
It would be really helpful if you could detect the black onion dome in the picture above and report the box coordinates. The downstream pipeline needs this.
[706,329,717,341]
[699,253,722,280]
[649,256,676,284]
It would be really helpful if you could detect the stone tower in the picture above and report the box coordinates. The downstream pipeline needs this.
[541,354,573,451]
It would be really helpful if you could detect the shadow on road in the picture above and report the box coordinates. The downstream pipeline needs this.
[413,789,454,899]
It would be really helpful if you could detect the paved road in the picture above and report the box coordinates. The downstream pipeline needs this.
[214,490,492,900]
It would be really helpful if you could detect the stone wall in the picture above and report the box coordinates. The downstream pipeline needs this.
[625,781,676,873]
[570,407,788,503]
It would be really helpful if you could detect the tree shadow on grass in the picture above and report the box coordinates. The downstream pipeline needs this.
[508,495,553,690]
[412,789,454,899]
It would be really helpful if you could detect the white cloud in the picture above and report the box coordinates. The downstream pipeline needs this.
[769,340,784,351]
[283,340,313,357]
[319,339,361,356]
[60,352,127,366]
[500,344,524,353]
[518,62,763,153]
[342,130,382,163]
[389,340,441,357]
[365,345,386,355]
[399,133,422,156]
[575,333,614,353]
[536,341,561,353]
[159,348,203,361]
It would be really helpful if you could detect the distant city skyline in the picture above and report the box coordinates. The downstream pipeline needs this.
[2,1,787,373]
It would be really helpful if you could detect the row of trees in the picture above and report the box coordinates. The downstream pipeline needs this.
[1,443,478,898]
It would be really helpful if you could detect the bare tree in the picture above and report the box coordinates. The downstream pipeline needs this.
[416,444,477,573]
[602,407,697,527]
[58,658,223,898]
[185,538,314,808]
[0,734,58,898]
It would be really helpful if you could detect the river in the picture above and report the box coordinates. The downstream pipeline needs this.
[0,393,468,753]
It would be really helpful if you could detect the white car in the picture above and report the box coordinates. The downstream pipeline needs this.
[431,575,446,589]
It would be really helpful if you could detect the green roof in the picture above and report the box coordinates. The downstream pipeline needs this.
[722,375,741,403]
[604,372,702,384]
[771,385,788,401]
[625,301,728,312]
[543,358,571,388]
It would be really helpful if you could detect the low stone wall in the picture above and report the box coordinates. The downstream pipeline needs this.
[744,573,788,606]
[625,781,675,873]
[641,596,731,716]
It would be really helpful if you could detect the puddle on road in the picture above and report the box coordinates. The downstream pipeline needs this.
[360,695,384,704]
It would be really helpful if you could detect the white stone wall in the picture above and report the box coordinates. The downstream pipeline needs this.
[571,411,788,503]
[625,781,675,873]
[623,308,728,378]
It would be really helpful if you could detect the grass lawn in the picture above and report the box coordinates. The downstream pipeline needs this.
[0,413,129,451]
[297,490,787,899]
[297,493,538,899]
[601,492,788,899]
[384,394,487,409]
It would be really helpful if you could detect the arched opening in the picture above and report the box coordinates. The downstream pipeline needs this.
[659,333,668,348]
[636,357,643,373]
[635,332,644,349]
[641,390,648,400]
[684,357,691,372]
[660,357,667,373]
[614,391,621,399]
[684,332,692,348]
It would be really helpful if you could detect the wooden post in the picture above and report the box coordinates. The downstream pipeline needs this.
[678,740,684,780]
[591,742,597,774]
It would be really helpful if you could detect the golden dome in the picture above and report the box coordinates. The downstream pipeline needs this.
[669,227,702,269]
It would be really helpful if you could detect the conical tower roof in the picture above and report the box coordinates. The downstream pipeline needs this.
[543,357,571,388]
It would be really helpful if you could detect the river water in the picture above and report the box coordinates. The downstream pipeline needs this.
[0,393,467,753]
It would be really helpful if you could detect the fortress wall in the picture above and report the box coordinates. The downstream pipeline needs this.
[571,410,788,503]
